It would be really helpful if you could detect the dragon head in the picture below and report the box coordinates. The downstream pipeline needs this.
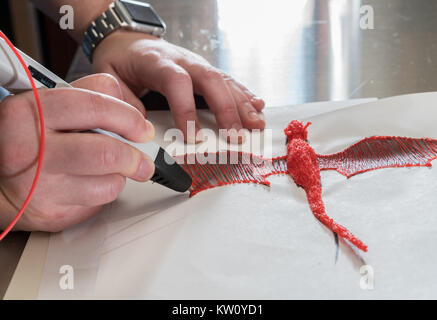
[284,120,311,141]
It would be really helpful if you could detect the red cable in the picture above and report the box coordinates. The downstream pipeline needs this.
[0,31,45,241]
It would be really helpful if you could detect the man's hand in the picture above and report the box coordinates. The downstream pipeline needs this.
[31,0,265,142]
[0,74,155,232]
[92,31,266,142]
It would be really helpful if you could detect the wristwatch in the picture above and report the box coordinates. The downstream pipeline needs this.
[82,0,166,62]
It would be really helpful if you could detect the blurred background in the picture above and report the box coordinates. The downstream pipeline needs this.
[1,0,437,107]
[0,0,77,78]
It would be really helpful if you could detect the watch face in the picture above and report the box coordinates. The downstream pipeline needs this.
[121,0,165,28]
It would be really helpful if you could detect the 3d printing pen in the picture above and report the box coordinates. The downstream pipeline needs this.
[0,37,192,192]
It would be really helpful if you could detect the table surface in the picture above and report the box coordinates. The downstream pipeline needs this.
[2,0,437,298]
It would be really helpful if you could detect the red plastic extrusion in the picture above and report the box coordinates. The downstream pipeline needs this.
[180,121,437,252]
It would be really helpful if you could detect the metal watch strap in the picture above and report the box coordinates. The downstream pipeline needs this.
[82,2,126,62]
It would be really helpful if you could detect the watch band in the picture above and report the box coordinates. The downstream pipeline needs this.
[82,1,127,62]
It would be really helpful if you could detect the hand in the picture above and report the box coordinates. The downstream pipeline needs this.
[92,31,266,142]
[0,74,155,232]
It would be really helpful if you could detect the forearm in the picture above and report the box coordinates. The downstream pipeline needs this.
[30,0,114,42]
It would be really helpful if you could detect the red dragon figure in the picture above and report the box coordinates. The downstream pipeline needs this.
[180,121,437,252]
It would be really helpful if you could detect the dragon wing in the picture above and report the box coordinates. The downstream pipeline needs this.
[179,136,437,196]
[179,151,287,197]
[177,135,437,253]
[317,136,437,178]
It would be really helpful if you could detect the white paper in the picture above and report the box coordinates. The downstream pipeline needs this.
[38,95,437,299]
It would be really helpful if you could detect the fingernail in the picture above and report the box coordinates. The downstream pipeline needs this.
[243,101,261,120]
[248,111,259,120]
[136,158,155,181]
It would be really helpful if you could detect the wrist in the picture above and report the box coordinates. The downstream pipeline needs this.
[70,0,115,43]
[91,29,160,65]
[81,0,166,62]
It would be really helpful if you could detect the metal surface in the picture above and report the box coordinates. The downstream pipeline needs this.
[3,0,437,298]
[69,0,437,106]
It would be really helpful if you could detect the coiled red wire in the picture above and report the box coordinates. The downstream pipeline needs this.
[0,31,45,240]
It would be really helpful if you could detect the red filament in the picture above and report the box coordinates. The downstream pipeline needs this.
[285,121,367,251]
[318,136,437,177]
[179,121,437,253]
[180,152,287,197]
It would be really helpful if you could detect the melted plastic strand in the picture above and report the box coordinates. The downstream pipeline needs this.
[180,151,287,197]
[318,136,437,178]
[177,122,437,253]
[284,121,368,251]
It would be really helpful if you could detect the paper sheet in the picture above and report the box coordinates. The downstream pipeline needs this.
[38,95,437,299]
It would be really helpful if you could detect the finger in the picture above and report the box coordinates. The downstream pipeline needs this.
[227,80,265,131]
[230,79,265,112]
[100,65,147,117]
[31,88,154,143]
[53,174,126,207]
[70,73,123,100]
[156,62,200,143]
[250,96,265,111]
[186,64,243,132]
[45,132,155,182]
[237,101,266,131]
[98,55,200,143]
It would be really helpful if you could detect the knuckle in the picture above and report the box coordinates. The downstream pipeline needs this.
[162,66,191,84]
[193,55,210,65]
[87,92,106,121]
[106,175,126,202]
[95,73,120,92]
[85,184,104,205]
[88,175,125,204]
[140,50,161,64]
[177,108,197,120]
[201,67,222,81]
[99,142,123,170]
